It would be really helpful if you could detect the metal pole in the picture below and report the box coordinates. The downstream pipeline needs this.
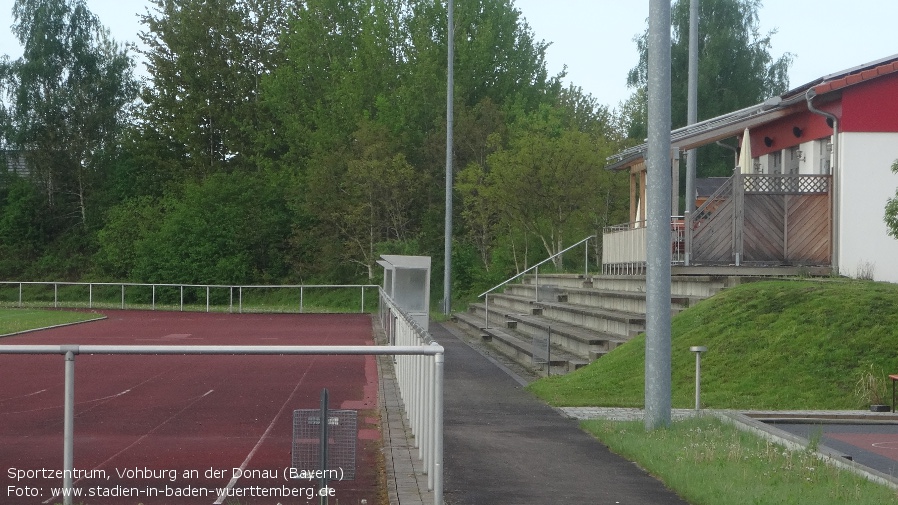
[645,0,673,431]
[426,352,435,489]
[18,282,22,307]
[55,283,58,308]
[534,266,539,302]
[180,286,184,312]
[300,286,304,314]
[63,350,75,505]
[584,240,589,278]
[153,285,156,310]
[89,283,93,309]
[433,347,444,505]
[121,284,125,309]
[206,286,210,313]
[691,346,707,410]
[685,0,699,216]
[442,0,455,315]
[319,388,329,505]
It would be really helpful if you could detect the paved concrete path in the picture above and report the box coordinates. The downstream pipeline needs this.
[434,322,689,505]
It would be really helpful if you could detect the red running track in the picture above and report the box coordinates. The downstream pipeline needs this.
[0,310,384,505]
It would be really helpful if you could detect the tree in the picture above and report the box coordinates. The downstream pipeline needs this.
[625,0,791,175]
[0,0,137,233]
[307,119,424,279]
[138,0,289,179]
[886,160,898,240]
[131,172,291,284]
[483,105,620,268]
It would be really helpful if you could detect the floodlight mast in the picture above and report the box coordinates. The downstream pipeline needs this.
[685,0,699,222]
[442,0,455,315]
[645,0,673,431]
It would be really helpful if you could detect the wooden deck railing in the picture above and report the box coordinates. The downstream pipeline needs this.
[602,173,832,270]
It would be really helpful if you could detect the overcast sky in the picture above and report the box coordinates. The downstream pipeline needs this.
[1,0,897,109]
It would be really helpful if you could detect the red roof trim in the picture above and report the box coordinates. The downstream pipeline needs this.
[814,60,898,95]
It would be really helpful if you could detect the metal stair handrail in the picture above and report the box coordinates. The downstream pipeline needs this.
[477,235,595,329]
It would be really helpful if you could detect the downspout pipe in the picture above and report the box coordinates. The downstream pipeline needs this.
[805,88,839,273]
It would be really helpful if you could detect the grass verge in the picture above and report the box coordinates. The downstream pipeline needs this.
[0,308,102,336]
[584,415,898,505]
[528,279,898,410]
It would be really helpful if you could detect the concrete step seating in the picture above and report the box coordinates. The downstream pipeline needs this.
[453,273,729,377]
[527,273,730,299]
[453,311,588,374]
[503,283,694,315]
[467,302,627,359]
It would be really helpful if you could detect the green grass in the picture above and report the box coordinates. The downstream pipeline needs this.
[583,416,898,505]
[0,308,102,336]
[528,279,898,409]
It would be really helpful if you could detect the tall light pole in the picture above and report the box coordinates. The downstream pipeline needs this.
[645,0,673,431]
[442,0,455,315]
[685,0,699,230]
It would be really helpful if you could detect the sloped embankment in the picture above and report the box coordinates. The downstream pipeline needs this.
[527,279,898,410]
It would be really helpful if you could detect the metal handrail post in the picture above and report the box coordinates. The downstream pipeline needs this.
[484,294,489,329]
[584,239,589,278]
[54,283,58,308]
[121,284,125,309]
[19,282,22,307]
[180,286,184,311]
[360,286,365,313]
[433,346,444,505]
[89,284,93,309]
[239,287,243,313]
[153,285,156,310]
[534,266,539,302]
[206,286,210,313]
[300,286,304,313]
[62,349,76,505]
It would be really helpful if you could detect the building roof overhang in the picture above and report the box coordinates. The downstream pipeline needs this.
[607,53,898,172]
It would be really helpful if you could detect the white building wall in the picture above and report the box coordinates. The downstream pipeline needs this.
[837,132,898,283]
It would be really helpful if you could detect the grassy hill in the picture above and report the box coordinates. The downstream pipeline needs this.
[527,279,898,410]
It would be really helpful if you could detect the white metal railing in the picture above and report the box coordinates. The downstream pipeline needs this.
[601,217,685,274]
[477,235,595,329]
[0,281,378,314]
[377,288,443,503]
[0,340,444,505]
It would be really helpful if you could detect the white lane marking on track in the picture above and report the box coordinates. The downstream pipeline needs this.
[213,359,318,505]
[41,389,216,505]
[1,389,132,415]
[0,388,48,402]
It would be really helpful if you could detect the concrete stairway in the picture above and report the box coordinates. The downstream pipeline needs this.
[452,273,736,376]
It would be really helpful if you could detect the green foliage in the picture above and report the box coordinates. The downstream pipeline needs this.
[0,0,137,277]
[0,174,45,277]
[529,280,898,410]
[129,172,292,284]
[469,104,626,269]
[1,0,628,299]
[886,159,898,239]
[139,0,288,177]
